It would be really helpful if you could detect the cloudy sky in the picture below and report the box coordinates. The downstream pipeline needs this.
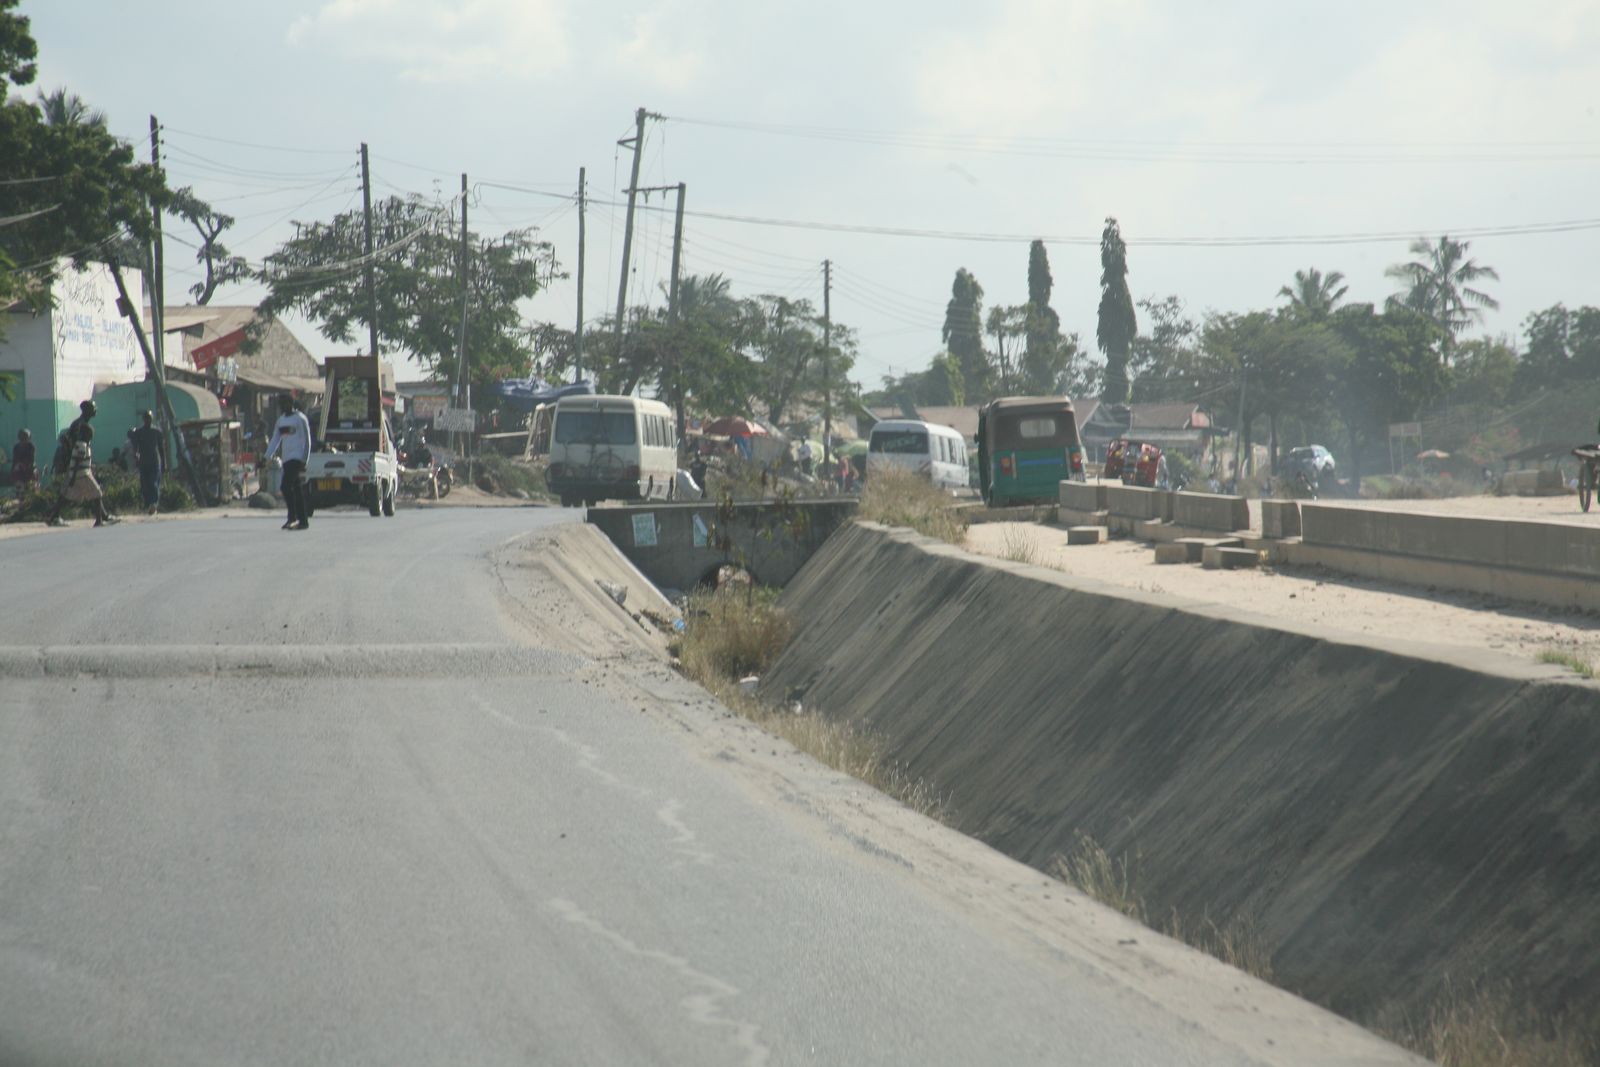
[29,0,1600,390]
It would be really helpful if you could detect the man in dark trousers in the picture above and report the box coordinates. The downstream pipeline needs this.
[130,410,165,515]
[262,394,313,530]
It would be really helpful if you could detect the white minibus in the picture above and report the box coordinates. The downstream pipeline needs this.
[545,395,678,507]
[866,419,970,490]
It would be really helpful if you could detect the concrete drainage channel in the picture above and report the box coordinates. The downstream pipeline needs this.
[756,521,1600,1043]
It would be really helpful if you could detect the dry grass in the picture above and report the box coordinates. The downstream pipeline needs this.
[1000,525,1040,564]
[671,586,950,820]
[1053,833,1597,1065]
[1380,984,1596,1067]
[858,467,968,544]
[1537,648,1597,680]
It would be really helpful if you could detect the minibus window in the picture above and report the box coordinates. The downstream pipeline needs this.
[555,411,638,445]
[871,430,930,454]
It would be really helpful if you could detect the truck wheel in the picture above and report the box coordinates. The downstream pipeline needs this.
[368,485,382,516]
[382,482,395,517]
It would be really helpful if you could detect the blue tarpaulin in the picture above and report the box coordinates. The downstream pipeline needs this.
[491,377,595,413]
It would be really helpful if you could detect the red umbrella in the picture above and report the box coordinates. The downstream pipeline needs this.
[702,415,767,436]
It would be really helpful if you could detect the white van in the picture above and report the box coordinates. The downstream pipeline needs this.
[867,419,970,490]
[545,395,677,507]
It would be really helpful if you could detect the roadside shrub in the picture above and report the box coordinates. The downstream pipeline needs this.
[858,466,968,544]
[674,586,790,681]
[473,453,554,500]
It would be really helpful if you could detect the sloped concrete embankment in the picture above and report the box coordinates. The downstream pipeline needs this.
[762,521,1600,1026]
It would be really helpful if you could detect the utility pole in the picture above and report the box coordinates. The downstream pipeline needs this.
[148,116,165,374]
[108,259,205,504]
[822,258,833,474]
[1234,361,1248,483]
[667,182,686,442]
[574,166,586,381]
[614,107,658,355]
[359,144,380,370]
[454,172,470,472]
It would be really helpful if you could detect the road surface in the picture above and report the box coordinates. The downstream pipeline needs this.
[0,507,1418,1066]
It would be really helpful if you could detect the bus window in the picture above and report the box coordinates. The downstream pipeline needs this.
[555,411,637,445]
[871,430,930,454]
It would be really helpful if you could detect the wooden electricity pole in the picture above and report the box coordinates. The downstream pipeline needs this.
[614,108,658,355]
[822,259,832,473]
[575,166,586,380]
[668,182,686,442]
[148,115,165,375]
[359,143,381,369]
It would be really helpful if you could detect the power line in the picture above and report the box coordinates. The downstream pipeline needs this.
[663,114,1600,165]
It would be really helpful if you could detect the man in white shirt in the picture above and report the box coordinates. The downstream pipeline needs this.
[262,394,313,530]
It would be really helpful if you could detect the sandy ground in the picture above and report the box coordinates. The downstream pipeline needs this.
[966,520,1600,669]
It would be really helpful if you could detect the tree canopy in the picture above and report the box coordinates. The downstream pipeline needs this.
[1096,217,1136,403]
[253,195,560,390]
[1385,235,1499,347]
[942,268,987,400]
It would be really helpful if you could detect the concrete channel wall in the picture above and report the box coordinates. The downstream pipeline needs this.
[1256,501,1600,610]
[587,499,857,591]
[762,522,1600,1026]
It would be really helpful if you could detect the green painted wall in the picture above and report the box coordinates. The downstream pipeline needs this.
[0,375,75,488]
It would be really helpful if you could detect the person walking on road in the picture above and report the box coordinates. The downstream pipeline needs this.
[263,394,312,531]
[130,410,165,515]
[45,423,119,527]
[10,428,36,494]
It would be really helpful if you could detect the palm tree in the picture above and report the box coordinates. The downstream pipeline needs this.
[1384,235,1499,344]
[1277,268,1348,318]
[37,87,107,128]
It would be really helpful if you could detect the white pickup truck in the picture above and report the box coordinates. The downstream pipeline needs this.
[304,355,399,517]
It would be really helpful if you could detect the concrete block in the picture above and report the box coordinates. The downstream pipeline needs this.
[1202,546,1261,570]
[1153,543,1190,564]
[1261,499,1302,540]
[1104,484,1170,521]
[1175,536,1243,562]
[1135,519,1178,541]
[1172,490,1251,532]
[1059,481,1107,512]
[1067,525,1107,545]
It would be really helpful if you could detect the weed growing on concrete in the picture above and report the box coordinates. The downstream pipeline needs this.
[858,467,968,544]
[1000,526,1039,564]
[1377,983,1595,1067]
[1053,833,1594,1065]
[670,586,950,821]
[1537,649,1597,680]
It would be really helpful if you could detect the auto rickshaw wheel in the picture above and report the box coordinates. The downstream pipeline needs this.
[1581,462,1595,513]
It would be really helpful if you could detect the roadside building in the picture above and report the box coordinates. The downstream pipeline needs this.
[1078,399,1215,466]
[0,262,146,476]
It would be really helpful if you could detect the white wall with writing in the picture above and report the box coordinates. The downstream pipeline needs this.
[50,262,144,402]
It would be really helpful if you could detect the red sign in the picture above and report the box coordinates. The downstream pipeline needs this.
[191,327,246,371]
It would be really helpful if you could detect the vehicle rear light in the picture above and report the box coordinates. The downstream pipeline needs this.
[624,464,640,480]
[352,475,368,483]
[999,455,1014,476]
[548,463,564,478]
[1068,448,1083,473]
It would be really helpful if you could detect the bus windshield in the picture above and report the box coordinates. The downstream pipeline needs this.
[555,411,637,445]
[871,430,929,454]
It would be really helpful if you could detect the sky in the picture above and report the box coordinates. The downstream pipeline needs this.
[26,0,1600,392]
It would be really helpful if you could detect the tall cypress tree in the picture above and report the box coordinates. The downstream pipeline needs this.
[1097,217,1136,403]
[942,268,989,401]
[1022,239,1064,393]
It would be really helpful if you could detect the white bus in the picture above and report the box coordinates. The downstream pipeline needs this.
[545,395,678,507]
[867,419,970,490]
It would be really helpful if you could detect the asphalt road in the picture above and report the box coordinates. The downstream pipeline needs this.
[0,507,1419,1066]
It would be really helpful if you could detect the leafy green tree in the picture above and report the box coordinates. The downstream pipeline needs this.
[254,195,559,395]
[1448,336,1518,408]
[1516,304,1600,393]
[1327,303,1449,485]
[1097,217,1136,403]
[942,268,988,401]
[1277,268,1348,319]
[168,187,249,305]
[1130,295,1201,402]
[1019,239,1073,394]
[985,304,1026,393]
[1384,235,1499,349]
[866,353,964,410]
